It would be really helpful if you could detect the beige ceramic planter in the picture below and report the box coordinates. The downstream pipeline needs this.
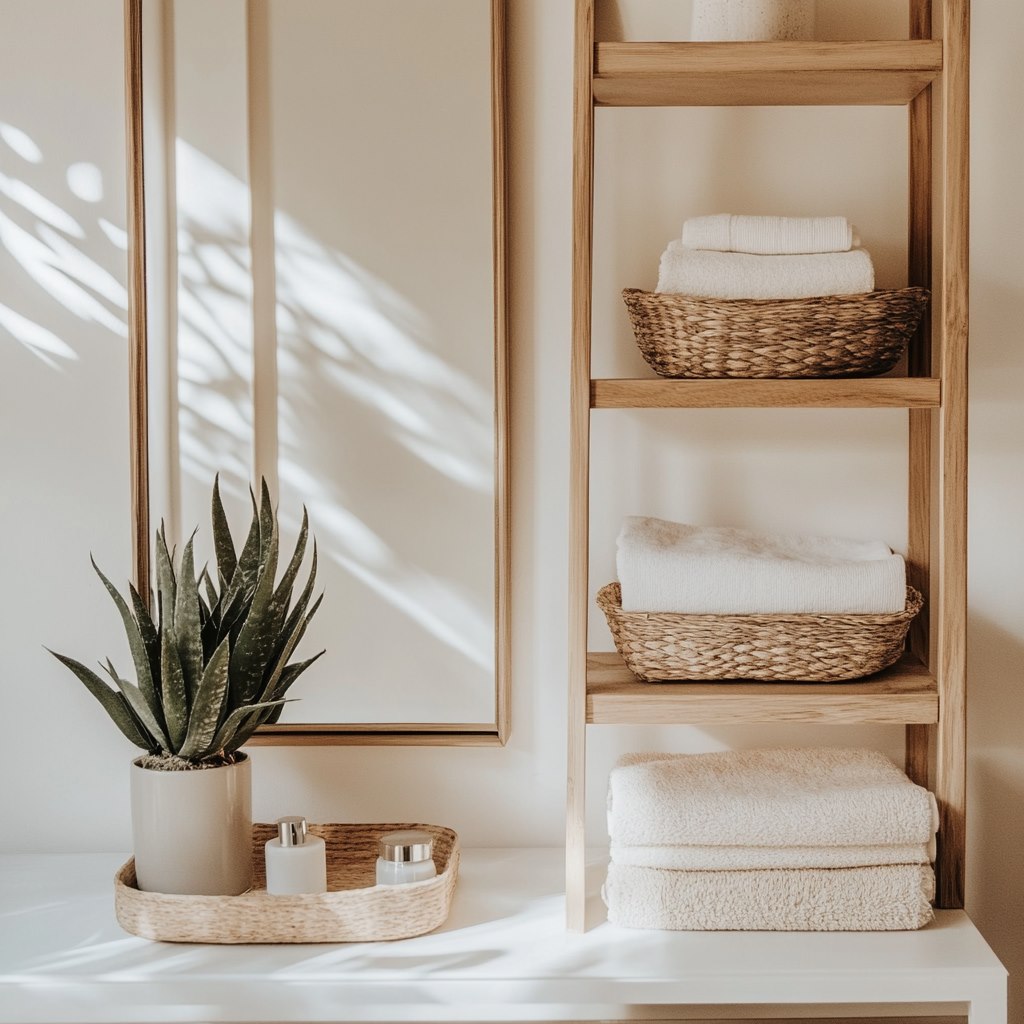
[691,0,815,41]
[130,753,253,895]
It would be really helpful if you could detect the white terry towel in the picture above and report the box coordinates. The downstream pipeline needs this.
[609,839,935,872]
[606,748,937,848]
[603,862,935,931]
[616,517,907,615]
[681,214,857,255]
[656,242,875,299]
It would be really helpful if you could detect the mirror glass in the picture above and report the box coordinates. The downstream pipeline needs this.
[141,0,507,741]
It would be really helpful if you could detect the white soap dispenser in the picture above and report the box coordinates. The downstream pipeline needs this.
[265,816,327,895]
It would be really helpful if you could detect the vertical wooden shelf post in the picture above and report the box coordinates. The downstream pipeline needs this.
[567,0,595,931]
[935,0,970,911]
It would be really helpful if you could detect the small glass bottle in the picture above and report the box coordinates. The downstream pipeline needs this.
[375,830,437,885]
[265,816,327,895]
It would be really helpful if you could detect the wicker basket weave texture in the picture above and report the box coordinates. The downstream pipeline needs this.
[114,823,458,944]
[597,582,923,682]
[622,286,930,379]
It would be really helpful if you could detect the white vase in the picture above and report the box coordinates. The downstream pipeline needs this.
[130,754,253,895]
[691,0,816,41]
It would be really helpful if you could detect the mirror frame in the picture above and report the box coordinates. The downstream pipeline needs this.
[123,0,509,745]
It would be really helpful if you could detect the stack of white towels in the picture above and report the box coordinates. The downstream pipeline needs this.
[617,516,907,615]
[604,747,938,931]
[656,213,874,299]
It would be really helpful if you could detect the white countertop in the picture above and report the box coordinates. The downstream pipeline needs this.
[0,849,1007,1023]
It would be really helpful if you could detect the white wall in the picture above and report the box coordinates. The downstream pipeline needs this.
[2,0,1021,1017]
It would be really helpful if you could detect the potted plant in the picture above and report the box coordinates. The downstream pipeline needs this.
[50,478,323,895]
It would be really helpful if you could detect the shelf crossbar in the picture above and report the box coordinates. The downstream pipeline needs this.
[591,377,941,409]
[587,652,938,726]
[593,40,943,107]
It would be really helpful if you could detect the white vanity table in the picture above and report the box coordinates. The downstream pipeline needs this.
[0,849,1006,1023]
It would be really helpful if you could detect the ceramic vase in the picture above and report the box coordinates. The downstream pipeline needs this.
[691,0,816,41]
[130,753,253,895]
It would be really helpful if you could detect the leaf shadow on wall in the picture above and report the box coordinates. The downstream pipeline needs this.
[0,121,128,367]
[172,141,495,726]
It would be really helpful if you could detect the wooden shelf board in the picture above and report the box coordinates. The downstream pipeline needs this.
[591,377,941,409]
[593,41,943,107]
[586,652,938,725]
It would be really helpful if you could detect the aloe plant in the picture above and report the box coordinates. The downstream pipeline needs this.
[50,478,323,767]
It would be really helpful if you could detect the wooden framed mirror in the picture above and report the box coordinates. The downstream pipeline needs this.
[124,0,508,744]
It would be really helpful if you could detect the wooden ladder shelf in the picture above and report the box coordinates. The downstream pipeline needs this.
[567,0,970,931]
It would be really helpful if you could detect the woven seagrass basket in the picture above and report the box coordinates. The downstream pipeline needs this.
[622,286,930,378]
[115,822,459,943]
[597,582,923,682]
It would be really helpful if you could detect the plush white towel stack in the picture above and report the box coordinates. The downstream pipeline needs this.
[657,214,875,299]
[603,748,938,932]
[616,516,907,614]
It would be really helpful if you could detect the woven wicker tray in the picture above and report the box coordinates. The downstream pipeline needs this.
[115,822,459,943]
[622,286,930,379]
[598,582,924,682]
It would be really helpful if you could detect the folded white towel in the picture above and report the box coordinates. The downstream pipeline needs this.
[603,862,935,931]
[609,840,935,871]
[616,517,907,614]
[656,243,875,299]
[691,0,815,43]
[681,214,857,255]
[607,748,937,848]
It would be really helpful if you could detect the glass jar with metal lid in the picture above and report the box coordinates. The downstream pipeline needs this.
[375,829,437,885]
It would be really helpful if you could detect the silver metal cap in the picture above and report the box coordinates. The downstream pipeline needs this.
[277,816,309,847]
[378,829,433,864]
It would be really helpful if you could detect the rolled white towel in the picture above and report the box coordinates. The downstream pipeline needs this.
[606,748,937,849]
[609,839,936,871]
[603,862,935,931]
[656,242,875,299]
[616,517,907,615]
[681,214,858,254]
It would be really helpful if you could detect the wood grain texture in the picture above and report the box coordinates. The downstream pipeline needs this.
[591,378,941,409]
[908,1,934,373]
[906,723,931,788]
[593,41,942,107]
[124,0,151,604]
[246,0,279,496]
[491,0,512,745]
[566,0,594,934]
[906,0,934,804]
[250,728,504,747]
[935,0,970,911]
[586,652,938,726]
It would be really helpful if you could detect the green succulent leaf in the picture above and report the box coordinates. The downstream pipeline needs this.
[229,516,280,706]
[159,618,188,752]
[174,532,203,703]
[260,592,323,704]
[200,567,220,618]
[258,650,325,726]
[263,540,318,693]
[257,479,274,569]
[101,657,171,752]
[128,582,165,735]
[48,650,155,750]
[155,523,177,635]
[211,474,238,585]
[91,557,161,726]
[275,650,325,697]
[210,699,288,755]
[178,637,231,760]
[221,490,261,610]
